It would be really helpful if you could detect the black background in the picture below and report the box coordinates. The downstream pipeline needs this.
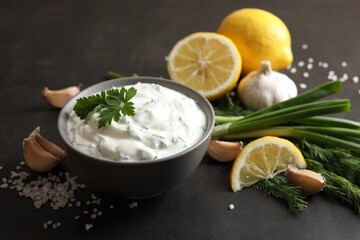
[1,0,360,239]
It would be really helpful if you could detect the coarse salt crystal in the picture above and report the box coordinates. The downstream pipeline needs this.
[129,202,138,208]
[308,58,314,63]
[303,72,309,78]
[352,76,359,83]
[298,61,305,67]
[341,61,348,67]
[85,224,93,230]
[229,204,235,210]
[299,83,307,89]
[290,67,297,74]
[307,63,313,70]
[301,44,308,49]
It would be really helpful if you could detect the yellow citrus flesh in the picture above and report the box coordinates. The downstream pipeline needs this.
[217,8,293,75]
[230,136,306,192]
[167,32,242,101]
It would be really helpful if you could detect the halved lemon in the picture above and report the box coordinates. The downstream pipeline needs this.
[166,32,242,101]
[230,136,306,192]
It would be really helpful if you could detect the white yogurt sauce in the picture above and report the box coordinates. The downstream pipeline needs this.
[67,82,207,161]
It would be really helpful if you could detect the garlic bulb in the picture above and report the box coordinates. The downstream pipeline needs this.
[237,61,297,110]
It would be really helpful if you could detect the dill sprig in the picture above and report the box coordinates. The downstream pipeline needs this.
[255,174,308,214]
[300,140,360,186]
[306,158,360,214]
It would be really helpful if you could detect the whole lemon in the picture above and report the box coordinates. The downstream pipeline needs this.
[218,8,293,75]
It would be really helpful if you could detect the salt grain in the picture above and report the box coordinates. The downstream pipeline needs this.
[301,44,309,49]
[352,76,359,83]
[85,224,93,230]
[341,61,348,67]
[308,58,314,63]
[299,83,307,89]
[303,72,309,78]
[298,61,305,67]
[229,204,235,210]
[129,202,138,208]
[290,67,297,74]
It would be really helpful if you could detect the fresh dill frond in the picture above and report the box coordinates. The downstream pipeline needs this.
[306,158,360,214]
[300,140,360,186]
[213,94,252,117]
[255,174,308,214]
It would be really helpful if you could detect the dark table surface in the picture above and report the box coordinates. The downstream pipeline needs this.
[1,0,360,239]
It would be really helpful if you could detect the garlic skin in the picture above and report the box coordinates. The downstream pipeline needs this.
[42,85,81,109]
[207,140,243,162]
[285,165,325,195]
[237,61,297,110]
[23,127,66,172]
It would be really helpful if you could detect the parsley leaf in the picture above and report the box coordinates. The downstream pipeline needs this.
[73,87,137,128]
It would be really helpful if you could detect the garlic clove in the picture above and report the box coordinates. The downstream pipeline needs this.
[207,140,243,162]
[285,165,325,195]
[23,127,66,172]
[31,127,67,160]
[42,85,81,108]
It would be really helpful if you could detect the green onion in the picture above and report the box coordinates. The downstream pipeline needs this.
[293,116,360,129]
[220,126,360,154]
[211,99,350,137]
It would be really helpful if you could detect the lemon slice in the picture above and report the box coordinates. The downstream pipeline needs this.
[230,136,306,192]
[167,32,242,101]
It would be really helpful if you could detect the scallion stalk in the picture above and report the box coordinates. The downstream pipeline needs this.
[220,126,360,154]
[211,99,350,137]
[292,116,360,129]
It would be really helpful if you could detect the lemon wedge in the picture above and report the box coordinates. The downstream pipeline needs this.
[167,32,241,101]
[230,136,306,192]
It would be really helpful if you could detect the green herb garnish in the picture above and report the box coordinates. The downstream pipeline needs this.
[73,87,137,128]
[255,174,308,214]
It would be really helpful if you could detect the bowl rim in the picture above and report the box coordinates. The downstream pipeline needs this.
[58,76,215,165]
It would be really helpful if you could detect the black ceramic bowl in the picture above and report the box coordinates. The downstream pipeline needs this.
[58,76,215,198]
